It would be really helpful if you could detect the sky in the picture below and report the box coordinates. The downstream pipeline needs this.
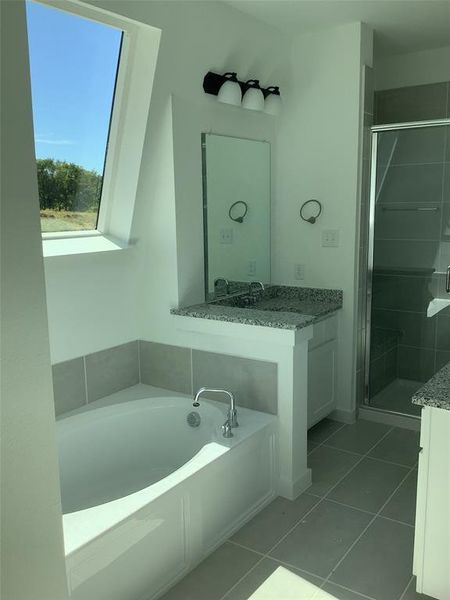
[26,1,122,173]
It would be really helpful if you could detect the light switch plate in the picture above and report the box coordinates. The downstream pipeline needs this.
[247,260,257,276]
[219,228,233,244]
[294,264,305,280]
[322,229,340,247]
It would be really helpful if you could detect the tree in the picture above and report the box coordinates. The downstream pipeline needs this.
[36,158,102,212]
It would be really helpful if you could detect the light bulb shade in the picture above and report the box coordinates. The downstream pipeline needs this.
[264,91,281,115]
[242,80,265,111]
[217,79,242,106]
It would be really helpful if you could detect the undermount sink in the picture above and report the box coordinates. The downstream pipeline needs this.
[212,294,325,316]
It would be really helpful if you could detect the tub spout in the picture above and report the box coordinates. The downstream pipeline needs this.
[192,387,239,429]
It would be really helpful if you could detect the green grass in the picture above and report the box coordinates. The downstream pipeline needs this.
[40,209,97,233]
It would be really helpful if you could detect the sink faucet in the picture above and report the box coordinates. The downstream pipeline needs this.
[248,281,265,294]
[193,387,238,437]
[214,277,230,296]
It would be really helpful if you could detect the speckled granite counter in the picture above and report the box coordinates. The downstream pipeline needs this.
[171,286,342,331]
[412,362,450,411]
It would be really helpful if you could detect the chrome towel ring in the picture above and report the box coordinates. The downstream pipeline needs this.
[300,199,322,224]
[229,200,248,223]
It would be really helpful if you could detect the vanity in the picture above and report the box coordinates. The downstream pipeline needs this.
[171,132,343,500]
[412,363,450,600]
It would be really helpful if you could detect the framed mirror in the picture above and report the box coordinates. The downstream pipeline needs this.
[202,133,271,300]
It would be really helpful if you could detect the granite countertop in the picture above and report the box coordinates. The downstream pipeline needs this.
[171,285,343,331]
[412,362,450,411]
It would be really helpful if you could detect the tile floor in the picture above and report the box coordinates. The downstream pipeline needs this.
[160,418,434,600]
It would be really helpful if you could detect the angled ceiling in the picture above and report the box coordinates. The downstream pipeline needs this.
[225,0,450,56]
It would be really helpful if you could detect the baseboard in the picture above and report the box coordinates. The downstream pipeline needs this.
[278,468,312,500]
[358,406,420,431]
[330,408,356,424]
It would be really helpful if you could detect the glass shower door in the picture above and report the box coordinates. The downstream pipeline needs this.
[366,121,450,417]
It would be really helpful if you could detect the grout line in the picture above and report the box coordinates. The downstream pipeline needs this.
[226,539,266,557]
[269,426,397,557]
[83,356,89,405]
[219,557,266,600]
[307,421,347,454]
[206,424,417,600]
[320,463,417,591]
[321,580,378,600]
[189,348,194,396]
[137,339,141,383]
[398,574,414,600]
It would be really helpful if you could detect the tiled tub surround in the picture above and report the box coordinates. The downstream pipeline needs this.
[412,360,450,411]
[171,286,343,330]
[52,340,278,417]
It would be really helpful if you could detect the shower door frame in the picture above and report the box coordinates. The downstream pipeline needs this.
[363,118,450,417]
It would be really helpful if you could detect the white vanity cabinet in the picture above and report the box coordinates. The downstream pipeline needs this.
[307,315,338,428]
[413,405,450,599]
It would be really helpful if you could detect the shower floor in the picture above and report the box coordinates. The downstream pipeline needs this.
[370,378,422,417]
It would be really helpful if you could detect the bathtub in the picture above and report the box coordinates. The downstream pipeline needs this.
[57,385,277,600]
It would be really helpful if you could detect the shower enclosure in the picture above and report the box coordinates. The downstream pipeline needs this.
[364,119,450,418]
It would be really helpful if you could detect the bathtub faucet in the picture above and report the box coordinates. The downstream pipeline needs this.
[192,387,239,436]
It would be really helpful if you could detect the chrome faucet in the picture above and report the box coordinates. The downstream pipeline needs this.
[214,277,230,296]
[193,387,238,438]
[248,281,265,294]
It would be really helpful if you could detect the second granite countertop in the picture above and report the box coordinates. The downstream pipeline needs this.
[412,361,450,411]
[171,286,343,330]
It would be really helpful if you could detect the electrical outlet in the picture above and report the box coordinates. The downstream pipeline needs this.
[219,228,233,244]
[322,229,340,247]
[247,260,257,277]
[294,263,305,280]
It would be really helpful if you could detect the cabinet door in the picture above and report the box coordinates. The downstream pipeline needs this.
[414,406,450,599]
[308,339,337,428]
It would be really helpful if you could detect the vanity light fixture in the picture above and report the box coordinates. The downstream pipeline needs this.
[264,86,281,115]
[242,80,265,111]
[203,70,281,114]
[217,72,242,106]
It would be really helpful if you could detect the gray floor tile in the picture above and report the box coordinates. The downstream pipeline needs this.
[381,469,418,526]
[231,494,319,554]
[223,558,323,600]
[160,542,260,600]
[368,428,420,467]
[324,421,392,454]
[269,500,372,578]
[308,419,344,444]
[330,517,414,600]
[401,576,435,599]
[322,582,375,600]
[308,446,361,497]
[327,457,409,513]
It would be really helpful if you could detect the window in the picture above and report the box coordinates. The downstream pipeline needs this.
[26,1,123,234]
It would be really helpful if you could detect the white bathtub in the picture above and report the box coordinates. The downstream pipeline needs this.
[58,385,277,600]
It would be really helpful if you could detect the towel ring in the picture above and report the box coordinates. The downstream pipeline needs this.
[300,199,322,224]
[229,201,248,224]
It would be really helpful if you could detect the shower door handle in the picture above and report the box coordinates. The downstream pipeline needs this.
[447,266,450,294]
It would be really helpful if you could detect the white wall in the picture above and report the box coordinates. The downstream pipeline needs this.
[375,46,450,90]
[42,0,287,362]
[0,2,69,598]
[273,23,373,419]
[44,2,370,420]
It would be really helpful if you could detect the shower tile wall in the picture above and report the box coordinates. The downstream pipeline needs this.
[367,81,450,400]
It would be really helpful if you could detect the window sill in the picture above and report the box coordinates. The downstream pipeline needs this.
[42,232,130,258]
